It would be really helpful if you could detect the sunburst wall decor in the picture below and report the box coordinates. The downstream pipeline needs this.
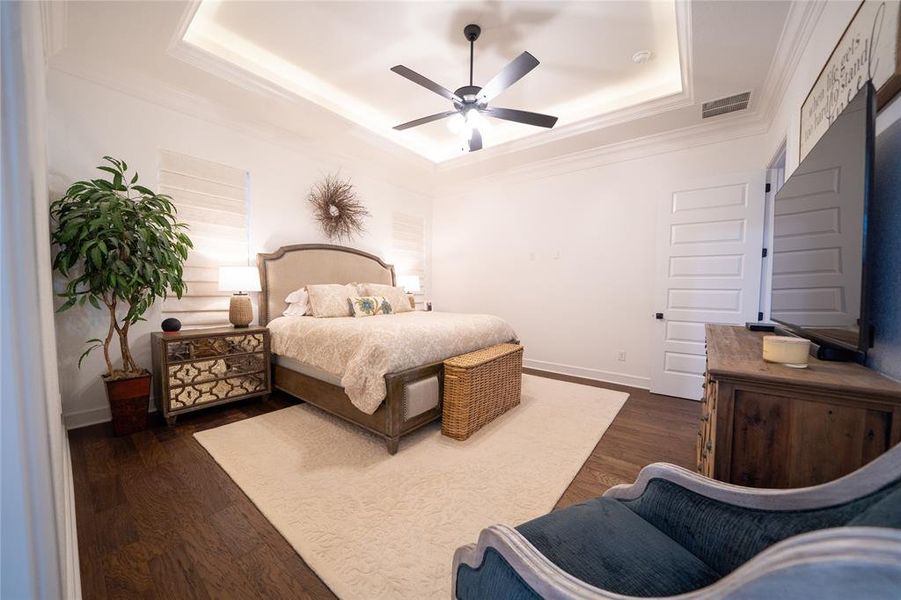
[307,173,370,241]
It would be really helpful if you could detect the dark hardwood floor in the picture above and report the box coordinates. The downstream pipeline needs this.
[69,378,699,599]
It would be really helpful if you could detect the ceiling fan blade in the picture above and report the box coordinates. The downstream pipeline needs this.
[393,111,459,131]
[484,107,558,128]
[391,65,462,103]
[468,129,483,152]
[477,52,540,102]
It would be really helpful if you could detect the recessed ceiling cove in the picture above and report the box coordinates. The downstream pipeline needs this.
[180,1,684,163]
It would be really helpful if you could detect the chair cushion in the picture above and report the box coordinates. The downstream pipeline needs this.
[516,497,721,597]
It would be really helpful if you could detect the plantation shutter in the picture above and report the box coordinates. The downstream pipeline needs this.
[158,150,249,327]
[391,212,428,306]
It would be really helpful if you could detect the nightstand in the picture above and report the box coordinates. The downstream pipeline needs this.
[151,326,271,425]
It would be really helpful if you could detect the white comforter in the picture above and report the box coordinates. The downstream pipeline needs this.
[268,311,517,414]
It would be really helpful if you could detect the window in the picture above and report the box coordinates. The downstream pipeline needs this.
[391,211,428,305]
[158,150,249,327]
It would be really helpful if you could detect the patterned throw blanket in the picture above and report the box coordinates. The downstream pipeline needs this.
[268,311,517,414]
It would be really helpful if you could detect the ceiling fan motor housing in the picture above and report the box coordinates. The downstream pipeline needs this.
[454,85,484,109]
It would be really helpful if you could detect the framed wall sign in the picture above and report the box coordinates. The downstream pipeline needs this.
[800,0,901,161]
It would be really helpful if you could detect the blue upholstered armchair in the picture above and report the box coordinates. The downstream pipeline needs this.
[454,444,901,599]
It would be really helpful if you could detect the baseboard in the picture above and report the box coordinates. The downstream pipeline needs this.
[64,402,159,430]
[64,405,111,430]
[523,359,650,390]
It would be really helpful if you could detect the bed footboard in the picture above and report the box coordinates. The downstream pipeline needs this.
[273,360,444,455]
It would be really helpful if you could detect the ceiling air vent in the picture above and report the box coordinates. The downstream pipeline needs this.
[702,92,751,119]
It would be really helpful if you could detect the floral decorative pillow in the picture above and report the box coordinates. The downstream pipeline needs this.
[307,283,359,318]
[360,283,413,313]
[350,296,393,318]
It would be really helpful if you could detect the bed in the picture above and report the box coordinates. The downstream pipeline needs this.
[257,243,517,454]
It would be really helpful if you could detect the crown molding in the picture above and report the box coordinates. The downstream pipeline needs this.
[757,0,827,127]
[46,63,435,198]
[168,36,438,172]
[39,0,67,64]
[437,0,696,171]
[435,0,826,193]
[434,111,769,196]
[167,0,693,168]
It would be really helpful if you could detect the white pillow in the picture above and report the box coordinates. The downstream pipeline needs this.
[282,287,310,317]
[360,283,413,313]
[285,287,307,305]
[307,283,359,318]
[283,302,308,317]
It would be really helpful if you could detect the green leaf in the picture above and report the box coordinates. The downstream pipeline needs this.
[77,342,102,369]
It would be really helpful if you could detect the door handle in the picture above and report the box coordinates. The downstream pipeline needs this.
[655,312,664,320]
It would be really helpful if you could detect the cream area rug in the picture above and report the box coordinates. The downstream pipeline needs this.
[194,374,628,600]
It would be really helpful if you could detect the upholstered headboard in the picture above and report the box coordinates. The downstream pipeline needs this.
[256,244,395,325]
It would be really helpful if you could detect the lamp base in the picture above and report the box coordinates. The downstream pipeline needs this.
[229,294,253,328]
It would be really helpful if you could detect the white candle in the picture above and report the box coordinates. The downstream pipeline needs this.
[762,336,811,367]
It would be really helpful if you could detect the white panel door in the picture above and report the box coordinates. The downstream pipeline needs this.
[651,172,766,399]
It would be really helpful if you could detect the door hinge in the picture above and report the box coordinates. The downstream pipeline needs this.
[758,311,764,322]
[765,183,772,193]
[762,248,768,258]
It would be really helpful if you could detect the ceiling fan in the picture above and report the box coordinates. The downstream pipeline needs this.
[391,24,558,153]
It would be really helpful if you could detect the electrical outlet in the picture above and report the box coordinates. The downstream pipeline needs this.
[617,351,627,362]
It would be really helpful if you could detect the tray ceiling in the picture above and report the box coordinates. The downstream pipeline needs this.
[181,0,685,163]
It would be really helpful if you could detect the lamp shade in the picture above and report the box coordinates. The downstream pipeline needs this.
[397,275,421,294]
[218,266,261,293]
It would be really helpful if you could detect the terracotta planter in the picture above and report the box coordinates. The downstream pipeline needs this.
[103,372,151,436]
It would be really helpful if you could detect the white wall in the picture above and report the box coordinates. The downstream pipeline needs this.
[48,70,432,427]
[765,2,862,175]
[431,2,882,392]
[431,132,771,388]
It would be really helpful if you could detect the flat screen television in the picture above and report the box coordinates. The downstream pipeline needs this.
[770,82,875,361]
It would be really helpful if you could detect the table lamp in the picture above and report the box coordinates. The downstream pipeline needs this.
[218,266,261,328]
[397,275,421,294]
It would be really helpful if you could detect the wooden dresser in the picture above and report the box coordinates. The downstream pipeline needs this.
[700,325,901,488]
[151,327,271,425]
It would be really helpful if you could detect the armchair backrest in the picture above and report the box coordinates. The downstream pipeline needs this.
[616,443,901,575]
[849,483,901,528]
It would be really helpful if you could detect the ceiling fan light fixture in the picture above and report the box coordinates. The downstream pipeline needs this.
[447,113,466,134]
[464,108,486,129]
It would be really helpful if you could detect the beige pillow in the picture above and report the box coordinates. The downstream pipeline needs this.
[306,283,359,318]
[360,283,413,313]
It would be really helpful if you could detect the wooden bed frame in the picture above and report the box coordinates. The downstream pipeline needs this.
[257,243,443,454]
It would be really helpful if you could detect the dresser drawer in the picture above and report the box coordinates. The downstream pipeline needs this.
[165,331,266,361]
[168,372,268,410]
[167,353,267,387]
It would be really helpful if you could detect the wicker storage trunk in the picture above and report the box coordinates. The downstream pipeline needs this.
[442,343,523,440]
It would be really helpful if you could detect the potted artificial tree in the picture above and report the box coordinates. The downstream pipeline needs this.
[51,157,192,435]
